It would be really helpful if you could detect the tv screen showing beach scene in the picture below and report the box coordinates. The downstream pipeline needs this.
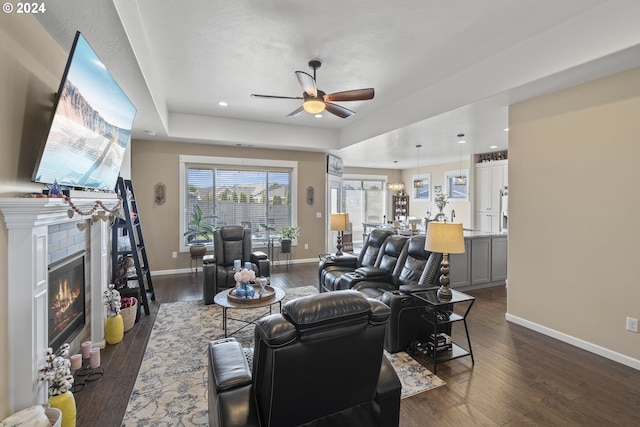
[33,31,137,191]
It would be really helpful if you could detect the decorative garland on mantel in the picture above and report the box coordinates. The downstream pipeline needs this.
[64,195,122,216]
[24,193,123,223]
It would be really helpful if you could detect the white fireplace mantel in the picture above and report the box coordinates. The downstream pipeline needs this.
[0,196,113,413]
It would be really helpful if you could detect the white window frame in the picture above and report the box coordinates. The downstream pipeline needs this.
[444,169,469,201]
[179,155,298,252]
[412,173,431,200]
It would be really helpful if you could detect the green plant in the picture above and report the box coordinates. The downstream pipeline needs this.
[279,224,300,242]
[259,223,277,234]
[184,205,217,243]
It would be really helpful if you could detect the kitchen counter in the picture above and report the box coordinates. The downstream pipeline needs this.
[463,229,508,238]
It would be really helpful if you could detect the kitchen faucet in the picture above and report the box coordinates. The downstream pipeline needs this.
[451,209,456,222]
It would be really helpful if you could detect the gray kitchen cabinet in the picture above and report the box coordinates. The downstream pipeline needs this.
[491,236,508,282]
[450,239,471,288]
[470,237,491,285]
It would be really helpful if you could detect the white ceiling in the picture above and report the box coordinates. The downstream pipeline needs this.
[35,0,640,169]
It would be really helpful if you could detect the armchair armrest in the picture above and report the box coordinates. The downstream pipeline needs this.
[375,355,401,427]
[209,338,251,392]
[323,253,358,268]
[398,284,439,294]
[355,266,392,280]
[250,251,270,277]
[208,338,260,427]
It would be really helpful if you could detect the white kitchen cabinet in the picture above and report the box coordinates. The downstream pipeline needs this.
[475,159,507,232]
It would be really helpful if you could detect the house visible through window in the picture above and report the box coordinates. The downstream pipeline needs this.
[180,156,297,250]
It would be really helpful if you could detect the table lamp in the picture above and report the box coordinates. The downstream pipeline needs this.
[330,213,350,256]
[425,222,465,301]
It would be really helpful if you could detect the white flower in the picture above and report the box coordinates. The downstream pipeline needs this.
[234,268,256,283]
[103,283,121,317]
[434,192,448,211]
[39,345,74,396]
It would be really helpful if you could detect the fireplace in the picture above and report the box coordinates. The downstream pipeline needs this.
[48,251,86,352]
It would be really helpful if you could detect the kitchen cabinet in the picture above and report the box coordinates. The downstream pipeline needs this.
[470,238,491,285]
[476,160,507,232]
[449,239,471,288]
[450,235,507,290]
[490,236,508,282]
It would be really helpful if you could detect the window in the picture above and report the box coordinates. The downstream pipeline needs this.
[180,155,297,250]
[444,169,469,200]
[343,175,386,243]
[412,173,431,200]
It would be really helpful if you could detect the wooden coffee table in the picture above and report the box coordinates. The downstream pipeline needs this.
[214,286,286,337]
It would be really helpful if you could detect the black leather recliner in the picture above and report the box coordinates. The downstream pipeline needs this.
[207,290,402,427]
[212,226,270,290]
[318,228,395,293]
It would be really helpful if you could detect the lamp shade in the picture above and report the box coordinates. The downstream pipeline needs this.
[425,222,465,254]
[330,213,350,231]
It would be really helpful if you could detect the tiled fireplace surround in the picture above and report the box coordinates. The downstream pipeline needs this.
[0,197,114,412]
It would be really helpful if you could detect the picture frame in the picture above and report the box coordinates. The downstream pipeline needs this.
[327,154,344,176]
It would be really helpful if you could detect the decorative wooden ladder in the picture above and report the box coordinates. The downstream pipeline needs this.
[112,177,155,315]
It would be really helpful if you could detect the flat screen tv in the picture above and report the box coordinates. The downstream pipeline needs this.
[32,31,137,191]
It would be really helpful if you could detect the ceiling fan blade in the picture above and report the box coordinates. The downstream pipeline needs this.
[324,102,356,118]
[286,106,304,117]
[251,94,303,100]
[325,88,375,102]
[294,71,317,97]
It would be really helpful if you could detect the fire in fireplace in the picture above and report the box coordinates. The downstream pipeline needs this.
[49,252,86,352]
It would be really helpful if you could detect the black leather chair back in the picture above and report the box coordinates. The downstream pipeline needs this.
[396,235,429,286]
[358,228,395,267]
[376,235,408,273]
[214,226,252,267]
[252,291,390,427]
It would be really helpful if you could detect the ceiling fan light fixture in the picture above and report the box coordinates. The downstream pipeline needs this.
[303,97,325,114]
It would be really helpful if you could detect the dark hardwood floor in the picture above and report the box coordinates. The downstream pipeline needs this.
[76,263,640,426]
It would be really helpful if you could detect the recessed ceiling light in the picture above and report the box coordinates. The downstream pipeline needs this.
[504,127,509,132]
[490,145,498,149]
[218,101,228,107]
[314,114,322,118]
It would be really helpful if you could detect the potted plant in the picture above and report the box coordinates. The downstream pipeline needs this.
[278,224,300,253]
[39,343,76,427]
[184,205,216,257]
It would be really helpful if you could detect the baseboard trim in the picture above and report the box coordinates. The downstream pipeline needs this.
[150,258,318,277]
[505,313,640,371]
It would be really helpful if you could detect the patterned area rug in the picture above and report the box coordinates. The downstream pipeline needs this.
[123,286,444,426]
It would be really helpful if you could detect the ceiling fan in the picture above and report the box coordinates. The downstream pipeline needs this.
[251,60,374,118]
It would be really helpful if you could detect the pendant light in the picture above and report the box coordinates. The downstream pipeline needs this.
[455,133,467,185]
[413,144,423,188]
[387,160,405,192]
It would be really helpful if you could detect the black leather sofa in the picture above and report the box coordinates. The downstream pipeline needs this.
[319,231,449,354]
[207,290,401,427]
[318,228,396,293]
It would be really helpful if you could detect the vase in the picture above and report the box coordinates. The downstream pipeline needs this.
[48,390,76,427]
[105,314,124,344]
[236,282,255,299]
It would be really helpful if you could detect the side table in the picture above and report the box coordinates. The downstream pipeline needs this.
[411,288,475,373]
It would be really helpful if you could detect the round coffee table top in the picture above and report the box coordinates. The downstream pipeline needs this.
[214,285,285,309]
